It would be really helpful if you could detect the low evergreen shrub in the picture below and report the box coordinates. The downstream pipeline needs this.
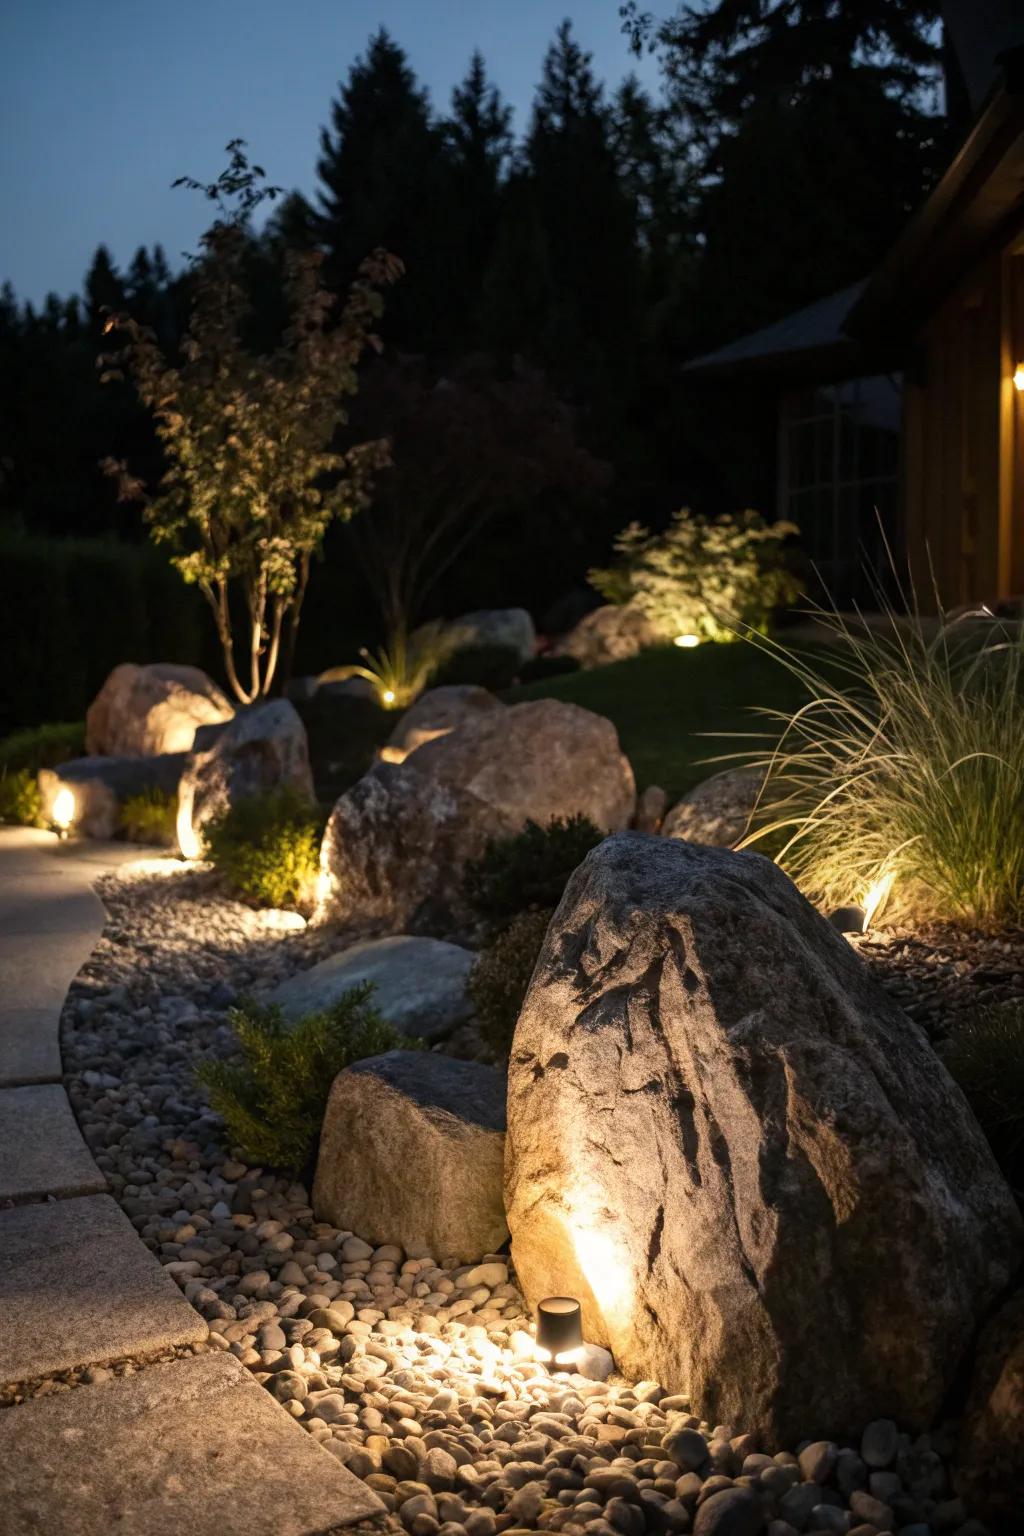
[119,786,177,845]
[468,907,553,1057]
[0,721,85,773]
[0,768,43,827]
[196,986,405,1175]
[463,814,604,937]
[945,1003,1024,1198]
[203,786,322,909]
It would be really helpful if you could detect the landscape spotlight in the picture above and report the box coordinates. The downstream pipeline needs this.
[535,1296,583,1368]
[1014,363,1024,393]
[673,634,700,649]
[51,786,76,840]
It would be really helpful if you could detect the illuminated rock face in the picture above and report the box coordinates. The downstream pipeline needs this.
[662,766,765,849]
[505,833,1023,1445]
[177,700,314,855]
[382,686,504,764]
[318,699,635,934]
[85,663,233,758]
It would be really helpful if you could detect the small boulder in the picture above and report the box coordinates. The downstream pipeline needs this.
[955,1288,1024,1532]
[313,1050,508,1263]
[554,604,660,669]
[263,936,476,1043]
[448,608,535,664]
[38,754,184,841]
[381,686,504,764]
[177,700,314,857]
[661,766,765,848]
[505,833,1022,1444]
[318,698,635,933]
[85,662,233,757]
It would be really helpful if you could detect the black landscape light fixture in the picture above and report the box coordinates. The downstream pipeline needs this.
[535,1296,583,1367]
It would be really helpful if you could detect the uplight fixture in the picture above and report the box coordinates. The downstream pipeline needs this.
[673,634,700,649]
[51,786,76,839]
[1013,363,1024,393]
[535,1296,583,1368]
[382,688,397,706]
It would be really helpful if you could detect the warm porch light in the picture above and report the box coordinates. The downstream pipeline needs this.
[674,633,700,649]
[1013,363,1024,393]
[51,786,76,838]
[535,1296,583,1367]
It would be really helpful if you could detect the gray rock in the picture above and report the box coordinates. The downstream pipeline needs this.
[85,661,234,757]
[448,608,536,664]
[319,698,635,932]
[661,767,765,849]
[313,1050,508,1264]
[635,785,669,833]
[38,753,185,841]
[662,1428,709,1471]
[554,604,661,669]
[848,1490,893,1529]
[860,1419,899,1469]
[692,1487,764,1536]
[264,935,476,1043]
[177,699,314,857]
[954,1287,1024,1531]
[504,833,1022,1445]
[798,1442,838,1484]
[382,686,505,764]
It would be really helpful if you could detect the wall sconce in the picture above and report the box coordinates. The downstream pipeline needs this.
[535,1296,583,1367]
[1013,364,1024,393]
[51,786,76,840]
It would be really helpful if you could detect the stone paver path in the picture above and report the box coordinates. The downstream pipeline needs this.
[0,1352,384,1536]
[0,827,383,1535]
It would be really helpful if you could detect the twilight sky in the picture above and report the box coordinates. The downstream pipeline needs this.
[0,0,659,306]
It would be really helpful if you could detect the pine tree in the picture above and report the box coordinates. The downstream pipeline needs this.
[443,51,513,342]
[316,28,453,350]
[84,245,126,333]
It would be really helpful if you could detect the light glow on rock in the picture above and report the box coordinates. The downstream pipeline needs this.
[176,783,201,861]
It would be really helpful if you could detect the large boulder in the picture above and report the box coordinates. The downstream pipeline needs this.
[85,663,233,758]
[38,754,184,841]
[505,833,1022,1444]
[662,766,765,848]
[313,1050,508,1263]
[448,608,536,664]
[554,604,660,669]
[955,1289,1024,1532]
[380,686,504,765]
[177,700,314,858]
[318,699,635,933]
[263,936,476,1044]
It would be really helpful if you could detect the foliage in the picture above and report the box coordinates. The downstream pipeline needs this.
[119,786,177,845]
[945,1004,1024,1197]
[203,786,322,909]
[0,720,85,773]
[469,907,554,1058]
[319,622,450,711]
[518,654,581,685]
[0,768,43,827]
[463,815,604,938]
[432,642,522,693]
[101,141,402,704]
[589,509,800,642]
[196,986,404,1175]
[740,597,1024,929]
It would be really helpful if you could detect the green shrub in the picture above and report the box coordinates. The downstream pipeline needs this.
[742,601,1024,928]
[589,509,801,643]
[463,814,604,937]
[945,1003,1024,1196]
[469,907,554,1057]
[0,721,85,773]
[0,768,43,827]
[196,986,405,1175]
[119,786,177,845]
[203,786,322,909]
[432,641,522,692]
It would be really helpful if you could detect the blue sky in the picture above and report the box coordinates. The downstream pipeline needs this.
[0,1,660,305]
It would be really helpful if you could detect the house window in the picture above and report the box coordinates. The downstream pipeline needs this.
[780,375,902,603]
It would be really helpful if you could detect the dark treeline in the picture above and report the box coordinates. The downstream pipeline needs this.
[0,5,950,642]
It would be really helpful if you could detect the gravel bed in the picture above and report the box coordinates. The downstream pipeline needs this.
[40,859,1004,1536]
[851,923,1024,1043]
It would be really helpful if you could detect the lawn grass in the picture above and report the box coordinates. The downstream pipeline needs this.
[506,641,813,801]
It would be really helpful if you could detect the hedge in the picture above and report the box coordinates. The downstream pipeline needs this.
[0,530,215,733]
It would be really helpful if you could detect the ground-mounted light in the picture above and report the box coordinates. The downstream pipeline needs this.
[535,1296,583,1368]
[51,785,76,840]
[382,688,397,706]
[673,634,700,649]
[1014,363,1024,393]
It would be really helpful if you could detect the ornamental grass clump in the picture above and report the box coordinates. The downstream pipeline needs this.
[203,786,322,910]
[196,986,404,1175]
[740,595,1024,929]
